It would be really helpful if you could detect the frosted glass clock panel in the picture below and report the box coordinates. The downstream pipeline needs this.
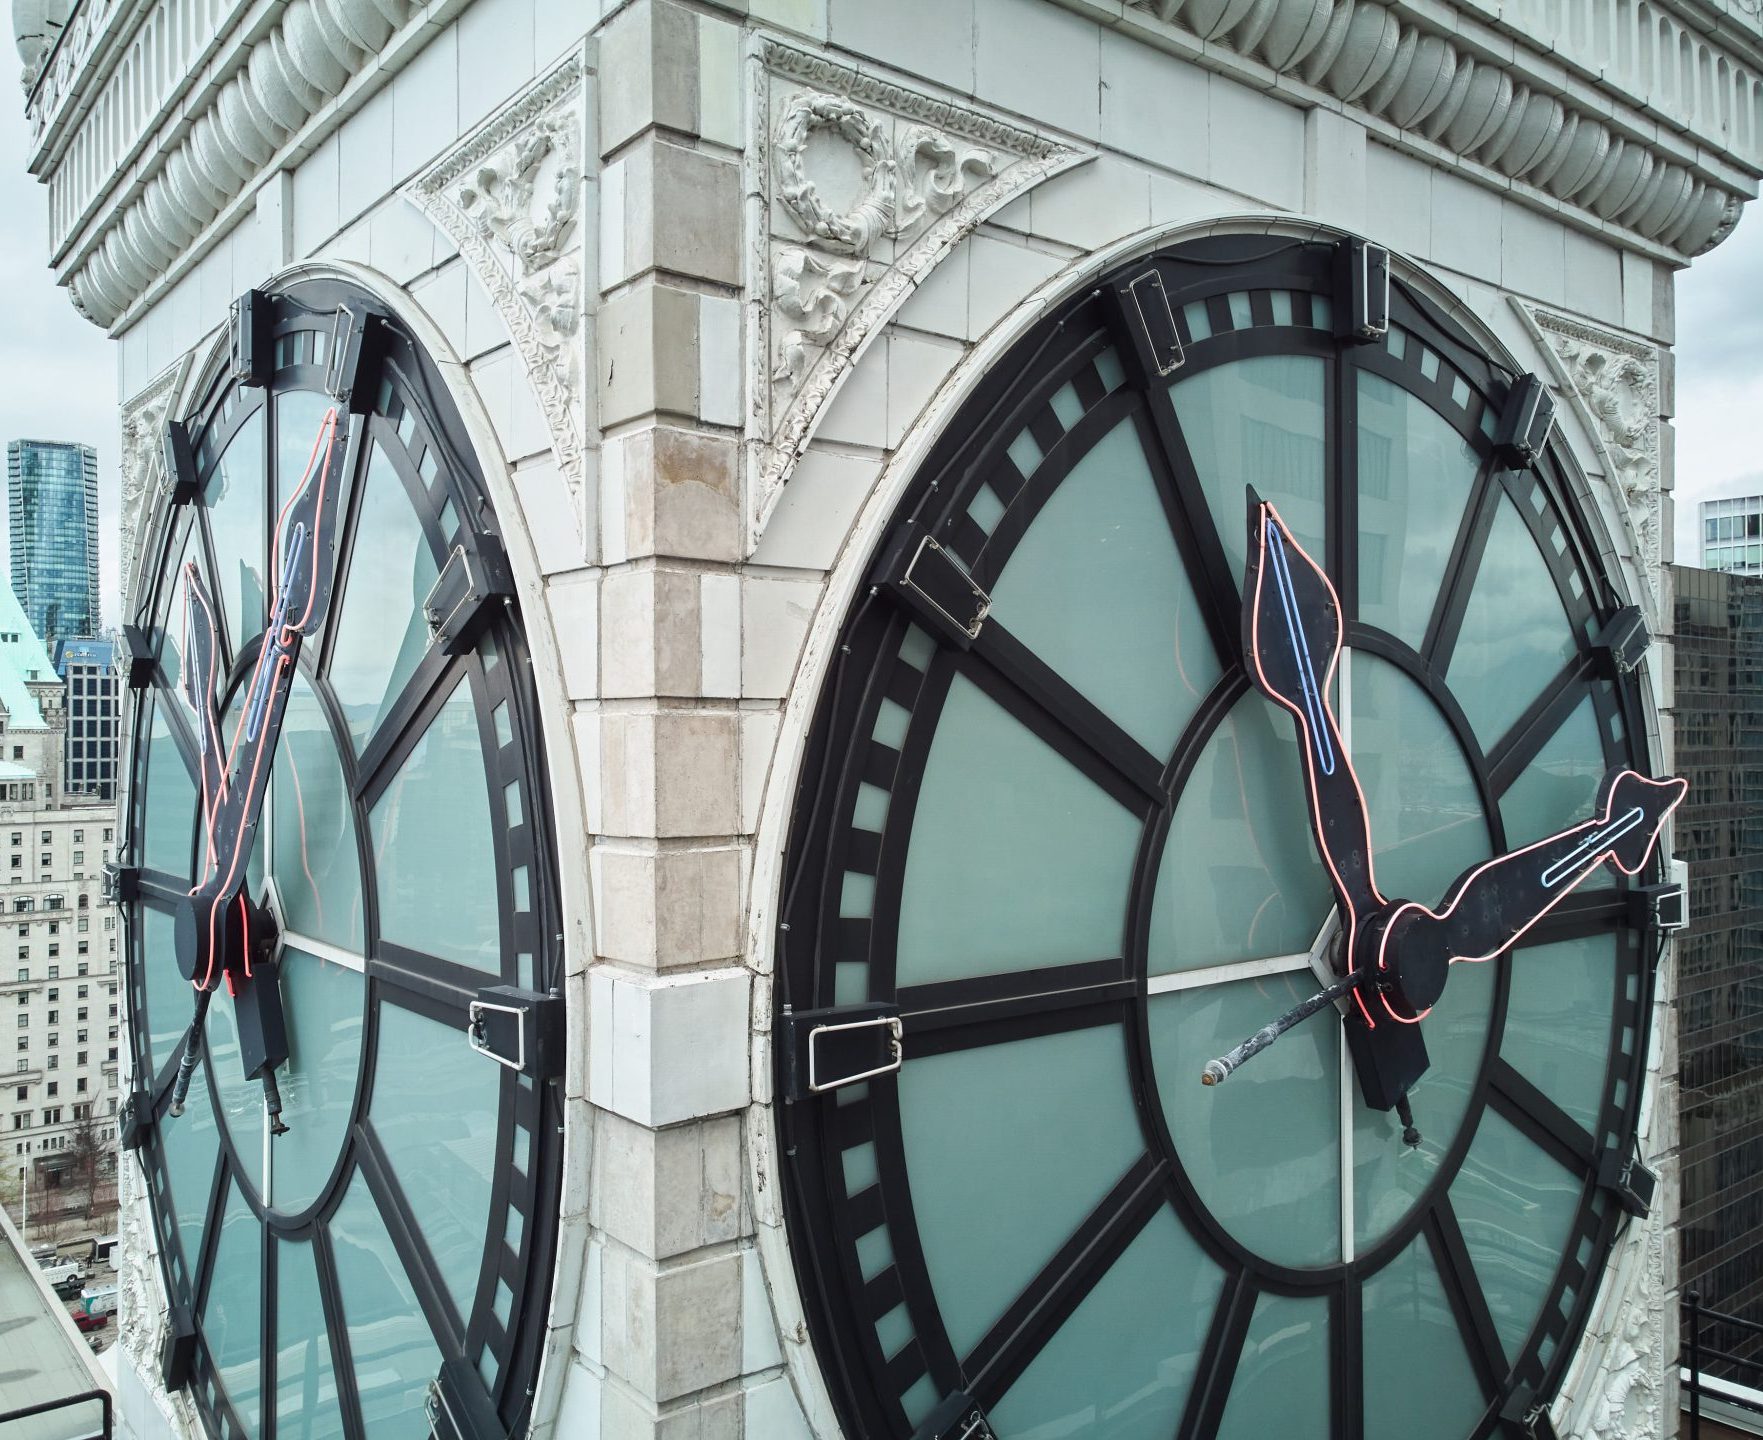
[776,235,1656,1440]
[123,278,563,1440]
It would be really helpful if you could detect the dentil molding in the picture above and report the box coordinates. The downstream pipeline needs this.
[750,41,1089,543]
[1124,0,1746,257]
[1522,305,1664,619]
[405,50,591,505]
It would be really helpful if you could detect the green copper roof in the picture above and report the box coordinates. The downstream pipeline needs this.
[0,583,56,729]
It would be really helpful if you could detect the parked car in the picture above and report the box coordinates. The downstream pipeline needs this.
[72,1309,108,1333]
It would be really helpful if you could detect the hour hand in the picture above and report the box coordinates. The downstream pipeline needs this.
[1379,768,1688,1019]
[1243,491,1382,932]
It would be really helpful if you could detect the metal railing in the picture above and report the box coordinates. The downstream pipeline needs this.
[1685,1291,1763,1439]
[0,1386,111,1439]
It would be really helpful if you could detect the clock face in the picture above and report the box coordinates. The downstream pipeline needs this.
[123,279,562,1440]
[776,237,1656,1440]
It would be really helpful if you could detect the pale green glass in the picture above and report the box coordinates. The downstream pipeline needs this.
[1447,496,1578,753]
[274,1237,347,1440]
[276,390,338,519]
[205,407,267,654]
[1502,935,1618,1133]
[206,983,266,1196]
[159,1045,220,1276]
[157,523,197,697]
[1354,957,1495,1247]
[1151,974,1340,1267]
[1170,355,1326,581]
[987,1209,1223,1439]
[330,1167,443,1430]
[326,444,440,754]
[1500,696,1613,892]
[1355,374,1480,650]
[270,674,365,951]
[1351,652,1491,903]
[895,675,1140,987]
[368,679,502,972]
[142,905,191,1079]
[269,947,365,1214]
[143,704,196,882]
[1362,1234,1487,1440]
[371,1002,499,1321]
[203,1181,263,1436]
[1214,1290,1330,1440]
[1451,1108,1581,1362]
[987,417,1221,757]
[897,1025,1143,1359]
[1148,695,1331,973]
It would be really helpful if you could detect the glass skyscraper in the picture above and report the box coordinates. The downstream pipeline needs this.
[5,439,98,649]
[1703,495,1763,576]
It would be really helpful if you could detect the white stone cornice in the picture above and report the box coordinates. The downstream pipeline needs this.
[1119,0,1754,255]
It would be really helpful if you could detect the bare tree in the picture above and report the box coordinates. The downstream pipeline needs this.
[65,1110,110,1223]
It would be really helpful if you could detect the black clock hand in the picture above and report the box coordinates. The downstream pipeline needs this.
[1242,492,1386,1020]
[1204,491,1430,1115]
[1374,768,1686,1020]
[173,404,349,1132]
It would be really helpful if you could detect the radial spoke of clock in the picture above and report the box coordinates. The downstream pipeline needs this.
[1419,464,1502,674]
[354,1121,477,1345]
[897,960,1137,1058]
[1136,379,1249,659]
[367,944,488,1019]
[1174,1269,1258,1440]
[1486,1058,1598,1174]
[1485,660,1596,798]
[1425,1199,1509,1403]
[969,624,1168,806]
[961,1153,1170,1407]
[312,1215,371,1440]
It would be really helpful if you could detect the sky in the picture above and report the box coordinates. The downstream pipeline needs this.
[0,99,1756,628]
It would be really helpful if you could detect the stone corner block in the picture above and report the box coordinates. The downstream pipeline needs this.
[600,1243,745,1404]
[593,844,745,968]
[589,964,753,1125]
[597,707,742,837]
[589,1107,746,1258]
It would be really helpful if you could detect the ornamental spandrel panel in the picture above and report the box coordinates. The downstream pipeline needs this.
[750,40,1090,545]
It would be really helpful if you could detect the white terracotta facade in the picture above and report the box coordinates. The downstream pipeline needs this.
[15,0,1763,1434]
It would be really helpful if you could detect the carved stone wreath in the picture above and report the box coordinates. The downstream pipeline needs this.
[753,43,1089,543]
[118,357,191,620]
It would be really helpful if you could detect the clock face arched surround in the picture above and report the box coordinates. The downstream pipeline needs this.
[776,234,1659,1440]
[123,277,564,1440]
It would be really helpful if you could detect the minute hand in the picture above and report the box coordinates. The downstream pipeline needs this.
[1243,494,1384,961]
[1376,768,1688,1019]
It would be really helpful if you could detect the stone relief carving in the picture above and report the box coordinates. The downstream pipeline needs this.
[752,42,1088,542]
[408,51,589,502]
[1557,1200,1669,1440]
[118,358,190,622]
[1528,309,1662,613]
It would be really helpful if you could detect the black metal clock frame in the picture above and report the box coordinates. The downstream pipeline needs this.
[121,278,564,1440]
[775,233,1659,1440]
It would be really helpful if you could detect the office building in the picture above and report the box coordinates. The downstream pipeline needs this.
[1675,563,1763,1375]
[5,439,99,649]
[54,638,119,803]
[1704,496,1763,577]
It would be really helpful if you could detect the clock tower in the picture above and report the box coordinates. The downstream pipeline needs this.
[10,0,1753,1435]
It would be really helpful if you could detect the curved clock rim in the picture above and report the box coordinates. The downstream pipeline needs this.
[753,221,1669,1440]
[120,269,574,1440]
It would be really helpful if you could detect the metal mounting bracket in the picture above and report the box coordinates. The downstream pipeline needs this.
[783,1003,903,1101]
[467,984,564,1080]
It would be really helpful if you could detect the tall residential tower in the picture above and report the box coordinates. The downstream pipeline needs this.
[4,440,98,650]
